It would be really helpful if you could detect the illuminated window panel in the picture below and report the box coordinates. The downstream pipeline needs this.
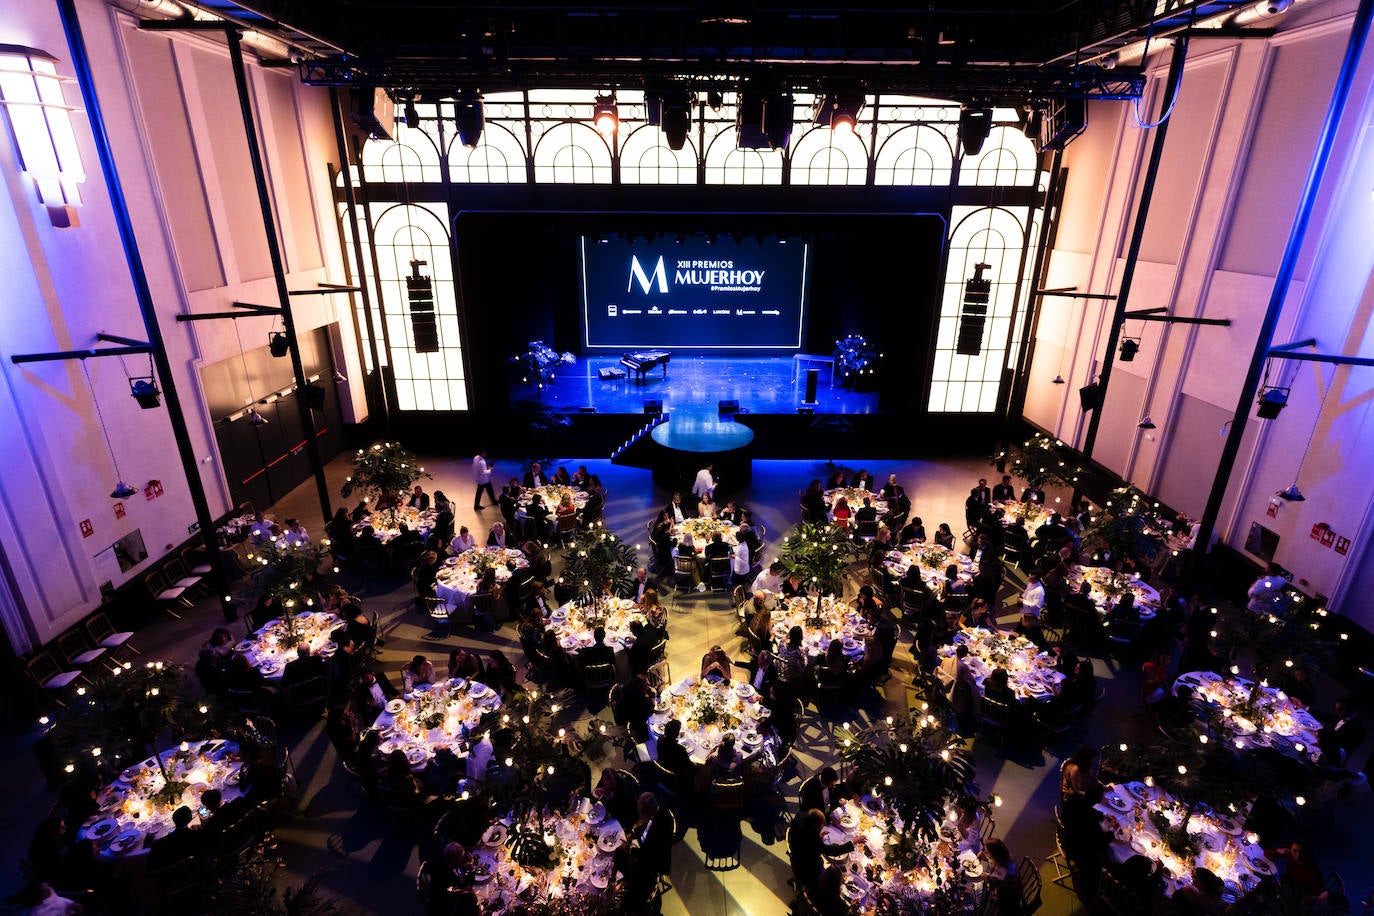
[447,119,526,183]
[873,124,955,186]
[958,126,1039,187]
[335,202,378,371]
[789,123,868,185]
[360,116,442,183]
[618,123,697,184]
[928,206,1029,412]
[370,202,467,411]
[531,120,613,184]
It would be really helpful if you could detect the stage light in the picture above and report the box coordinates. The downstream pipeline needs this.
[707,89,723,111]
[762,92,794,149]
[812,90,865,133]
[1137,415,1156,430]
[403,100,420,129]
[407,259,439,354]
[247,409,269,427]
[129,377,160,409]
[1021,105,1044,140]
[110,481,136,499]
[1079,383,1102,411]
[1276,482,1305,502]
[1119,337,1140,362]
[454,90,484,147]
[1256,386,1289,419]
[268,332,289,358]
[660,87,693,151]
[593,93,619,137]
[958,107,994,157]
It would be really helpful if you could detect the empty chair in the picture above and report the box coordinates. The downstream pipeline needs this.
[25,651,82,706]
[84,611,139,658]
[854,518,880,541]
[673,555,699,591]
[422,596,452,637]
[163,556,206,595]
[145,570,192,619]
[285,675,330,714]
[55,629,108,671]
[180,546,213,576]
[979,696,1011,747]
[1018,856,1042,913]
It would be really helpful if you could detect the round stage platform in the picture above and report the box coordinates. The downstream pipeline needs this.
[648,412,755,492]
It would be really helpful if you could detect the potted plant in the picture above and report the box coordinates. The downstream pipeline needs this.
[339,441,431,527]
[778,521,857,596]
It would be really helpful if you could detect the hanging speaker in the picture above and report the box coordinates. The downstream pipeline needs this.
[407,259,439,354]
[1079,383,1103,411]
[955,262,992,356]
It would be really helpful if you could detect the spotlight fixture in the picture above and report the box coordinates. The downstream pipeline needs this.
[268,332,289,358]
[454,91,484,147]
[129,377,160,409]
[403,100,419,130]
[1256,386,1289,419]
[593,93,618,137]
[1276,482,1305,502]
[110,481,137,500]
[1119,337,1140,362]
[958,106,994,157]
[762,91,794,149]
[660,87,693,151]
[1137,415,1157,430]
[247,409,269,427]
[706,89,723,111]
[812,91,865,133]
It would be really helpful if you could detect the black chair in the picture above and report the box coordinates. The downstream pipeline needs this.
[285,675,330,715]
[979,696,1011,747]
[422,596,452,638]
[673,555,699,591]
[584,662,615,695]
[1019,856,1042,914]
[708,556,732,591]
[149,856,206,910]
[854,518,880,541]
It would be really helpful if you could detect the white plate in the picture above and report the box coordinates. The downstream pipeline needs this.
[482,823,508,846]
[87,818,118,839]
[839,813,859,830]
[386,699,406,715]
[444,557,460,566]
[587,801,606,825]
[735,683,756,699]
[469,682,489,697]
[235,640,255,652]
[107,831,140,854]
[820,826,847,845]
[405,747,427,766]
[597,829,624,852]
[471,851,497,883]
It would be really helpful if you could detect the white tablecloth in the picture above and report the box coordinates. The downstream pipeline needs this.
[648,675,770,765]
[770,595,872,662]
[883,544,976,591]
[1071,565,1162,618]
[235,611,341,679]
[944,627,1064,702]
[1173,670,1322,762]
[434,547,528,613]
[371,677,502,768]
[471,797,622,909]
[352,507,437,544]
[671,517,739,554]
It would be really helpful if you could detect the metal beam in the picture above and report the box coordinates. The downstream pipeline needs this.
[1036,289,1118,300]
[288,284,363,296]
[12,344,151,365]
[176,311,265,322]
[1189,0,1374,584]
[1270,338,1319,353]
[1082,36,1189,461]
[231,301,280,313]
[95,333,149,348]
[1124,309,1232,327]
[56,0,232,620]
[225,29,332,524]
[1266,350,1374,368]
[139,20,237,33]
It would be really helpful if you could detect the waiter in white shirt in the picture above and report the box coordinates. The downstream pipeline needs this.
[472,450,495,511]
[692,463,715,501]
[732,539,751,579]
[1021,571,1046,618]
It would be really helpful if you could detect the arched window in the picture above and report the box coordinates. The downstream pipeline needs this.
[618,123,697,184]
[788,123,868,185]
[369,203,467,411]
[874,124,956,186]
[359,119,442,183]
[532,120,613,184]
[928,206,1031,412]
[959,125,1039,187]
[447,120,526,183]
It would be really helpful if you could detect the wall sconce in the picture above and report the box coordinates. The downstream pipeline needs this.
[0,46,85,228]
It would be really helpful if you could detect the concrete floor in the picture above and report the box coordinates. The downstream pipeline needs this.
[3,448,1370,914]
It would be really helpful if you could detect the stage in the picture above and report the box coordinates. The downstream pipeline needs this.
[521,355,881,415]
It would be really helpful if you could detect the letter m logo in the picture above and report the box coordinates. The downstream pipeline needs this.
[627,255,669,294]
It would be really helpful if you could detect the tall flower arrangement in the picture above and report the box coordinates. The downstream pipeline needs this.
[244,537,332,650]
[339,440,431,526]
[1080,486,1169,569]
[778,521,857,596]
[993,433,1082,490]
[559,523,639,604]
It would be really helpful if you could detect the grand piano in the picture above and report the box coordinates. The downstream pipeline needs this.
[620,350,671,382]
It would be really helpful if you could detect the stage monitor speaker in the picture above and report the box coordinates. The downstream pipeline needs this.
[577,406,597,413]
[598,367,626,381]
[718,399,740,415]
[804,368,819,404]
[955,262,992,356]
[1079,383,1102,411]
[797,406,815,415]
[644,399,663,415]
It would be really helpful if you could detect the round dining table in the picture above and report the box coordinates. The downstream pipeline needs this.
[1095,781,1276,899]
[434,547,528,614]
[769,595,873,664]
[1172,669,1322,763]
[234,611,341,679]
[943,627,1064,702]
[824,487,888,517]
[79,739,244,859]
[371,677,503,769]
[648,675,770,765]
[882,543,976,592]
[670,517,740,554]
[352,507,438,544]
[1070,565,1162,618]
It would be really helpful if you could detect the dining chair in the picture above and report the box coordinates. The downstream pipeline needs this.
[55,629,109,671]
[1018,856,1043,913]
[423,596,453,637]
[145,570,191,618]
[672,555,699,592]
[25,651,82,706]
[179,546,213,576]
[85,611,139,658]
[583,662,615,695]
[708,556,732,590]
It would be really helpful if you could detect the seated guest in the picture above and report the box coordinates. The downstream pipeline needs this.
[718,500,743,525]
[665,492,689,524]
[325,509,354,554]
[381,749,428,804]
[704,531,732,571]
[626,621,654,676]
[1141,651,1170,704]
[405,654,436,688]
[615,674,656,742]
[1021,485,1045,505]
[801,480,827,523]
[642,590,668,631]
[788,809,854,892]
[811,866,849,916]
[447,647,482,681]
[655,719,696,789]
[701,734,744,785]
[982,838,1021,910]
[356,670,387,717]
[390,523,424,554]
[282,645,328,689]
[992,475,1016,502]
[1061,745,1104,806]
[525,494,551,540]
[830,495,851,529]
[854,496,879,527]
[148,805,201,871]
[934,523,956,550]
[349,501,371,523]
[621,792,675,909]
[899,516,926,545]
[484,650,518,697]
[523,462,548,489]
[697,491,717,519]
[1173,867,1229,915]
[749,649,779,699]
[701,645,732,680]
[594,768,639,828]
[581,627,616,671]
[1318,699,1366,767]
[552,466,572,487]
[449,526,476,555]
[799,766,851,814]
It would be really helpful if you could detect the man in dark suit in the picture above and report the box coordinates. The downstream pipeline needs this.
[148,805,202,871]
[825,469,849,489]
[880,474,902,501]
[655,719,697,791]
[505,561,533,618]
[1320,699,1366,766]
[1022,485,1046,505]
[626,566,658,604]
[198,788,251,844]
[704,531,732,563]
[799,766,851,815]
[525,494,551,540]
[281,645,328,690]
[992,475,1016,502]
[581,626,616,671]
[718,500,743,526]
[971,478,991,505]
[854,497,879,527]
[665,492,688,524]
[405,485,430,511]
[623,792,675,908]
[852,469,874,492]
[522,462,548,488]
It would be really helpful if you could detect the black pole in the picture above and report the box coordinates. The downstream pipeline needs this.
[1081,36,1189,460]
[1189,0,1374,583]
[54,0,233,620]
[329,87,390,423]
[224,30,332,524]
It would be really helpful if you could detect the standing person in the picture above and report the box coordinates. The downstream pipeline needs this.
[472,450,495,511]
[692,463,716,501]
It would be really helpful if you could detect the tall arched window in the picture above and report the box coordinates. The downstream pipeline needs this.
[959,124,1039,187]
[618,123,697,184]
[873,124,956,186]
[789,123,869,185]
[928,206,1031,412]
[360,119,442,183]
[370,203,467,411]
[532,120,613,184]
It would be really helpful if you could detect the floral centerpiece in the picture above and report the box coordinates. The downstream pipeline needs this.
[688,690,740,732]
[1148,804,1201,861]
[678,516,736,544]
[829,486,879,508]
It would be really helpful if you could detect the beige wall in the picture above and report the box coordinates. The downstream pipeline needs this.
[1026,0,1374,624]
[0,0,363,651]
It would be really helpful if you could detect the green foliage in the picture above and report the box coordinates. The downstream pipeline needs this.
[1224,595,1340,685]
[206,848,352,916]
[339,440,430,507]
[994,433,1083,490]
[1148,807,1200,861]
[245,538,331,608]
[559,524,639,602]
[837,715,977,841]
[778,521,857,596]
[1081,486,1168,569]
